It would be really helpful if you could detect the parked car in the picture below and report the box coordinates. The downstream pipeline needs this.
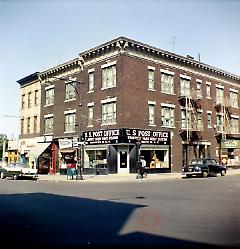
[182,158,227,178]
[0,162,38,180]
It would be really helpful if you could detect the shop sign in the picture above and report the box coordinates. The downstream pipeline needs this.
[123,129,170,145]
[221,139,240,149]
[83,129,120,145]
[59,139,73,149]
[82,128,170,145]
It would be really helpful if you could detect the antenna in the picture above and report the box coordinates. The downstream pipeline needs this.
[172,36,176,52]
[198,53,201,62]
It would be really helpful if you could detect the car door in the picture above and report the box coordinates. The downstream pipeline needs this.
[206,159,214,174]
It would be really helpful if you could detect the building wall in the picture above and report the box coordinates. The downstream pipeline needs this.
[37,37,240,173]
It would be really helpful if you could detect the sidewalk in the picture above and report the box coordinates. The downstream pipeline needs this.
[37,168,240,183]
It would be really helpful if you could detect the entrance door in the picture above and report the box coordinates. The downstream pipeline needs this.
[118,146,129,174]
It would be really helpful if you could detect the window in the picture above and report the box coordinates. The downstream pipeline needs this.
[231,117,239,133]
[34,90,39,106]
[45,87,54,106]
[88,71,94,92]
[196,80,202,98]
[88,106,94,126]
[230,91,238,108]
[27,92,31,108]
[102,101,116,124]
[102,65,116,89]
[180,78,190,96]
[44,116,53,134]
[21,94,25,109]
[65,82,76,101]
[64,113,75,133]
[162,107,174,127]
[20,118,24,134]
[181,110,187,129]
[27,117,30,133]
[216,114,223,132]
[148,69,155,90]
[197,112,203,130]
[207,112,212,128]
[161,72,174,94]
[206,82,211,98]
[216,87,224,105]
[148,103,156,126]
[33,116,37,133]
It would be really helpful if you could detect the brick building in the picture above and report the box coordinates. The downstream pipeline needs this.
[20,37,240,174]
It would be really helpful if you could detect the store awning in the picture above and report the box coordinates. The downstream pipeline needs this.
[60,148,76,153]
[28,143,51,158]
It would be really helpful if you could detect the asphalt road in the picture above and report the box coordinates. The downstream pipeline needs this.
[0,175,239,248]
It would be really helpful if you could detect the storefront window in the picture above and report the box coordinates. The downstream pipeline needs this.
[141,149,169,169]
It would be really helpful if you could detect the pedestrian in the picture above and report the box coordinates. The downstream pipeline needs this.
[140,156,147,178]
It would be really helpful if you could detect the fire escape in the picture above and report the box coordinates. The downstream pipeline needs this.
[178,88,203,167]
[214,97,231,141]
[178,88,202,144]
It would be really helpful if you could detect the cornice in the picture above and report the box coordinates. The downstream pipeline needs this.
[79,36,239,82]
[39,57,82,80]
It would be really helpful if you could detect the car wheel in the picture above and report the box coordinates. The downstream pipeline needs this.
[13,175,18,180]
[0,172,5,179]
[221,170,226,176]
[202,171,208,178]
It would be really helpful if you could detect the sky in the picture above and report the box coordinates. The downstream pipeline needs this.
[0,0,239,139]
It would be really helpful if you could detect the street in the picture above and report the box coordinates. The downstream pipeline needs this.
[0,175,239,248]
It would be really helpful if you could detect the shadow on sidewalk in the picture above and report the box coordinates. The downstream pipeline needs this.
[0,192,212,248]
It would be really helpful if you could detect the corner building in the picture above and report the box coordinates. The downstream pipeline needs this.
[38,37,240,174]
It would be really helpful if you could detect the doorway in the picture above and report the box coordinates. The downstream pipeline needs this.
[118,146,129,174]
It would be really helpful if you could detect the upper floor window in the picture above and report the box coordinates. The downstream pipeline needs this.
[88,103,94,126]
[207,112,212,128]
[65,82,76,101]
[64,112,75,133]
[27,92,31,108]
[206,82,211,98]
[216,114,223,132]
[148,101,156,126]
[161,105,175,128]
[101,99,116,124]
[148,67,155,90]
[180,76,191,97]
[216,86,224,105]
[45,87,54,106]
[21,94,25,109]
[20,118,24,134]
[44,115,53,134]
[196,80,202,98]
[88,69,94,92]
[34,90,39,106]
[27,117,31,133]
[231,116,239,133]
[33,116,37,133]
[230,90,238,108]
[161,70,174,94]
[197,111,203,130]
[102,63,116,89]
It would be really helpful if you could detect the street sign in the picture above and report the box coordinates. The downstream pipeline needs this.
[72,137,79,148]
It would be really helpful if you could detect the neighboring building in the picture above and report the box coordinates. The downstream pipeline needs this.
[17,72,46,169]
[7,140,18,163]
[19,37,240,174]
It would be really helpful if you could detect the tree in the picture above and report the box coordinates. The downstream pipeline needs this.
[0,134,8,161]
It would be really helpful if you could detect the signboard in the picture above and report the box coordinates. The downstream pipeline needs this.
[59,139,73,149]
[82,128,170,146]
[221,139,240,149]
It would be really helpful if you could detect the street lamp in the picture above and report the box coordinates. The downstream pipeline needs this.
[135,137,143,179]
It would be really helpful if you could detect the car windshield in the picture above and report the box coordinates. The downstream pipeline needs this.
[7,163,30,168]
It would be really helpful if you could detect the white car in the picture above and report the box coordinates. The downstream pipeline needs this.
[0,163,38,180]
